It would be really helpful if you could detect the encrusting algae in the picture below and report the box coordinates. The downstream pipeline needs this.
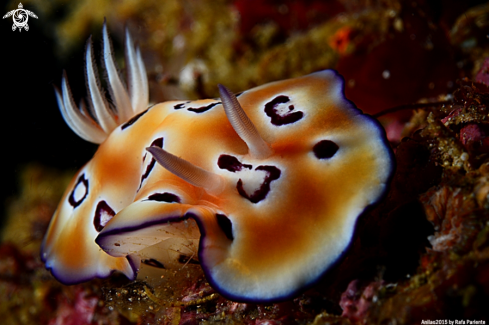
[2,0,489,324]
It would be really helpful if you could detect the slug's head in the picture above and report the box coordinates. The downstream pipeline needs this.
[41,22,149,283]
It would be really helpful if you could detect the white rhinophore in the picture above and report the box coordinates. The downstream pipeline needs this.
[56,21,149,144]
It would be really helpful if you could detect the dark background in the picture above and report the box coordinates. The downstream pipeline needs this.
[1,1,97,225]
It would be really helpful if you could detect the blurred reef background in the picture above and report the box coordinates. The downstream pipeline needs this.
[2,0,489,324]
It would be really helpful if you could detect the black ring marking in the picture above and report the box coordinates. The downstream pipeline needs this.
[237,165,281,203]
[264,95,304,126]
[68,174,89,208]
[93,200,116,232]
[218,155,281,203]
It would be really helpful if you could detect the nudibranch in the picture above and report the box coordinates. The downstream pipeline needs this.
[42,23,394,302]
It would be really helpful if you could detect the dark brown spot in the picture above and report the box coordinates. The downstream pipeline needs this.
[174,102,189,110]
[139,138,164,190]
[93,200,116,232]
[146,192,181,203]
[216,214,234,240]
[68,174,88,208]
[150,137,164,148]
[187,102,220,113]
[264,95,304,126]
[121,108,150,130]
[174,101,220,113]
[142,258,166,269]
[313,140,339,159]
[218,155,252,172]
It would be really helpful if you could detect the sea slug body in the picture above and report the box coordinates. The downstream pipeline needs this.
[42,22,394,302]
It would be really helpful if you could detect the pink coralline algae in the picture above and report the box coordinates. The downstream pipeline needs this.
[476,57,489,86]
[48,288,99,325]
[340,280,384,323]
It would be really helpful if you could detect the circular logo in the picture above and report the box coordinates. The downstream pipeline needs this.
[13,9,28,28]
[2,3,38,32]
